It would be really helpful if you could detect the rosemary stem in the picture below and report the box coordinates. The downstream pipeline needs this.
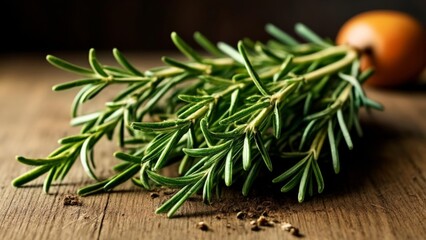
[185,105,210,121]
[293,45,351,64]
[246,105,273,132]
[303,48,358,82]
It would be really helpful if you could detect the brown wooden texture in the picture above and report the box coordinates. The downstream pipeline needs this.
[0,54,425,240]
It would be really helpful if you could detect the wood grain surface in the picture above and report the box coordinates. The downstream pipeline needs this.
[0,54,425,240]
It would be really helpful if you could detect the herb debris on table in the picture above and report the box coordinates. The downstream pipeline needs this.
[12,23,382,217]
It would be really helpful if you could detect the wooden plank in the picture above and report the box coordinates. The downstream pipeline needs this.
[0,55,425,240]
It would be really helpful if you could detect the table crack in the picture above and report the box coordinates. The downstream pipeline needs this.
[96,193,110,240]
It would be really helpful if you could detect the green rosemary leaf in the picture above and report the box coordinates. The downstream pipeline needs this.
[338,72,365,99]
[12,165,52,187]
[273,55,294,81]
[229,89,239,116]
[57,155,78,181]
[177,101,209,119]
[208,127,245,140]
[153,127,188,170]
[242,159,261,196]
[155,185,192,214]
[272,154,310,183]
[304,101,341,121]
[199,75,234,85]
[46,55,94,76]
[103,65,134,77]
[353,113,363,137]
[162,57,205,73]
[113,82,146,102]
[164,175,207,217]
[183,141,231,157]
[254,132,273,171]
[139,162,151,190]
[280,151,311,158]
[52,78,101,91]
[118,118,125,147]
[48,143,74,158]
[71,112,102,126]
[280,170,303,192]
[58,134,91,144]
[363,98,384,110]
[299,119,318,150]
[224,145,234,186]
[303,92,313,116]
[139,74,190,118]
[71,84,93,118]
[308,174,314,197]
[265,23,299,46]
[78,179,110,196]
[171,32,203,62]
[142,139,170,163]
[273,103,282,138]
[112,77,152,83]
[336,109,353,150]
[147,170,204,187]
[351,59,360,77]
[217,42,244,64]
[178,94,213,103]
[294,23,331,47]
[16,155,65,166]
[104,164,141,190]
[203,168,215,204]
[81,83,108,103]
[114,151,141,163]
[298,157,312,202]
[131,119,189,132]
[178,155,193,175]
[220,101,270,125]
[311,159,324,193]
[89,48,109,78]
[130,178,145,188]
[327,120,340,173]
[242,133,252,170]
[358,68,374,84]
[193,32,223,57]
[80,136,98,180]
[144,132,173,155]
[232,73,249,81]
[238,41,270,96]
[186,126,195,149]
[43,166,57,194]
[113,162,132,172]
[200,118,215,146]
[256,42,283,62]
[112,48,143,76]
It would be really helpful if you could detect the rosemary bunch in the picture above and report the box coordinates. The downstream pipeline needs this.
[12,23,382,217]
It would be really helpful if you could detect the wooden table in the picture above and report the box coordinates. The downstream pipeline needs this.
[1,53,425,240]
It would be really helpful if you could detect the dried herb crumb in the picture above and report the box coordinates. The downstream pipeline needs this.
[236,211,247,220]
[63,194,82,206]
[163,189,175,195]
[257,216,274,227]
[150,192,160,199]
[251,224,261,231]
[281,222,302,237]
[196,221,209,231]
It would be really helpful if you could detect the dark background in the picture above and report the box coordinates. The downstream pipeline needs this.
[1,0,425,53]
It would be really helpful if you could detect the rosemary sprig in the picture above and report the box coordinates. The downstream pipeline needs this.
[12,23,382,217]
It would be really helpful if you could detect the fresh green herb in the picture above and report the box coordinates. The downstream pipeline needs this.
[12,24,382,217]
